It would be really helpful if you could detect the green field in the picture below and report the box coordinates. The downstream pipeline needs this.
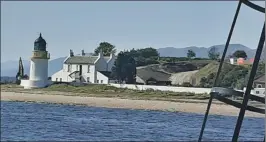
[1,83,210,101]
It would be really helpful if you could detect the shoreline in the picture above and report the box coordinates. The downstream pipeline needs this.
[1,91,264,118]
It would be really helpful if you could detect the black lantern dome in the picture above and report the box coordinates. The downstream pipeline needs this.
[34,33,47,51]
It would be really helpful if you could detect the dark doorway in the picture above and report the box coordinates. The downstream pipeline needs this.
[79,65,82,82]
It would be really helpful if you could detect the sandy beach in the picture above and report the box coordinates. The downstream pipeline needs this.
[1,91,264,117]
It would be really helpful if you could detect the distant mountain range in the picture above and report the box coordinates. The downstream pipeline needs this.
[1,44,263,77]
[1,57,67,77]
[157,44,259,58]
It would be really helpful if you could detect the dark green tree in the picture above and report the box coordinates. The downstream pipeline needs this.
[138,47,159,58]
[208,46,220,60]
[125,57,136,84]
[187,50,196,59]
[233,50,247,59]
[111,51,136,84]
[16,57,24,84]
[199,77,207,87]
[94,42,116,56]
[124,47,160,67]
[111,52,124,83]
[256,63,265,78]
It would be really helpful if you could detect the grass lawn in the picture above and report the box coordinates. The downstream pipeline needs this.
[1,83,210,101]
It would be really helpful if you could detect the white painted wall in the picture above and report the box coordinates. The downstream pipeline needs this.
[30,59,48,81]
[51,69,73,82]
[90,65,96,83]
[243,87,265,97]
[229,58,235,65]
[52,52,116,84]
[109,83,211,94]
[21,79,53,89]
[80,66,96,83]
[82,65,89,74]
[52,64,98,83]
[96,71,109,84]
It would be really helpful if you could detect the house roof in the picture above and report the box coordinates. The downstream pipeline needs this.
[99,71,113,78]
[104,57,111,61]
[137,67,171,82]
[254,75,265,84]
[64,56,98,64]
[64,54,116,65]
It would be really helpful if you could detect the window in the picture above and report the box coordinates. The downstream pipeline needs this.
[87,77,90,82]
[56,78,58,82]
[256,91,260,94]
[76,65,79,71]
[257,84,262,88]
[87,65,90,73]
[60,78,62,82]
[67,65,71,72]
[101,80,103,83]
[97,80,99,83]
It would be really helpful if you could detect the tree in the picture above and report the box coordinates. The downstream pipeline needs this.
[256,63,265,78]
[208,46,220,60]
[200,77,207,87]
[16,57,24,84]
[233,50,247,59]
[138,47,159,58]
[182,82,193,87]
[124,47,160,67]
[187,50,196,59]
[111,52,124,83]
[94,42,116,56]
[125,57,136,84]
[111,51,136,84]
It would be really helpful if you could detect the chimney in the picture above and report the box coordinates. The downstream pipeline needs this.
[98,50,103,58]
[70,49,74,57]
[81,50,85,56]
[110,52,114,58]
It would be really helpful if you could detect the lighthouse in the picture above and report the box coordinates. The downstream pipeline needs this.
[21,33,50,89]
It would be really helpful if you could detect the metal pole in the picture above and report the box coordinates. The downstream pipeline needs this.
[198,1,242,141]
[232,23,265,142]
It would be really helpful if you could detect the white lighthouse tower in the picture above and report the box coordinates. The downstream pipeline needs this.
[21,33,51,89]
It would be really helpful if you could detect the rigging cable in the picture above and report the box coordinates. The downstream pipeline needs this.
[198,1,242,141]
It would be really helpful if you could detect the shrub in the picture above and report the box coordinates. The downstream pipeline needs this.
[181,82,193,87]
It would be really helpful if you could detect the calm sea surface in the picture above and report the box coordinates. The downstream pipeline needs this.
[1,101,264,141]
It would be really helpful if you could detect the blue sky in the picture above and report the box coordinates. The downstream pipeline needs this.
[1,1,265,62]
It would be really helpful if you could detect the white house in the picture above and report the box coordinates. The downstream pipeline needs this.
[243,87,265,98]
[51,50,116,84]
[229,57,237,65]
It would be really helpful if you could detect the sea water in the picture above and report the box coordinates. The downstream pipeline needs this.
[1,101,264,141]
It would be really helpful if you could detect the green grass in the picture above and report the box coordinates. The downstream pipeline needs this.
[1,83,210,100]
[193,61,237,85]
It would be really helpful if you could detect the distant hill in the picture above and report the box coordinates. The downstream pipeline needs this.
[1,60,31,77]
[139,60,211,74]
[1,57,66,77]
[1,43,263,77]
[157,44,257,58]
[0,76,16,83]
